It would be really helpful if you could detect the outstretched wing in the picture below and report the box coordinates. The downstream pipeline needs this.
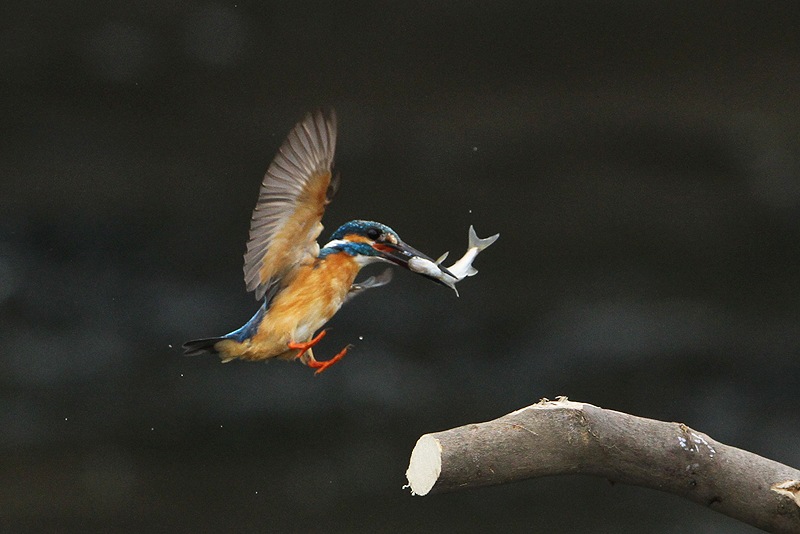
[243,109,338,300]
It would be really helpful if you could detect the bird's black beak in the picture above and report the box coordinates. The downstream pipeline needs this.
[372,240,456,282]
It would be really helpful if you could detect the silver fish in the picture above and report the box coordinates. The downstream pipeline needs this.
[408,225,499,296]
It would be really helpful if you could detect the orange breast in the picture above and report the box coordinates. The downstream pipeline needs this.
[255,252,360,347]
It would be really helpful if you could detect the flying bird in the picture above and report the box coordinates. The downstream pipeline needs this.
[183,110,455,374]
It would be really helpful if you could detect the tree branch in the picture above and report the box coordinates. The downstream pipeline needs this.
[405,398,800,534]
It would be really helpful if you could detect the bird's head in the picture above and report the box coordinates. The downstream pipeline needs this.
[321,220,454,284]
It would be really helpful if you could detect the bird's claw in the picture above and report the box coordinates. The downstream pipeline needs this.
[287,329,329,361]
[307,344,352,375]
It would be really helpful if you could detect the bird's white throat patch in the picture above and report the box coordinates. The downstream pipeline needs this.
[322,239,349,249]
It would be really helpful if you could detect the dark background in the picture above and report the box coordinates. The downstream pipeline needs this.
[2,2,799,532]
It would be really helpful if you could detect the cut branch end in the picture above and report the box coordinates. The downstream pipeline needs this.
[406,435,442,496]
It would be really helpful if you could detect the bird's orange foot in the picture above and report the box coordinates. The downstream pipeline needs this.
[306,345,351,375]
[287,329,328,361]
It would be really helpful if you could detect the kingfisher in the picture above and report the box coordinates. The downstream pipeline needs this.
[183,109,453,374]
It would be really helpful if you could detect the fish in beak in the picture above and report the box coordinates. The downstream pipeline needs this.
[372,240,457,285]
[406,225,500,297]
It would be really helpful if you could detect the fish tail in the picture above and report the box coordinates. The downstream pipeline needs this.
[182,337,224,356]
[468,225,500,251]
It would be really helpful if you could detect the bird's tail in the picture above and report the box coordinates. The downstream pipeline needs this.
[182,337,223,356]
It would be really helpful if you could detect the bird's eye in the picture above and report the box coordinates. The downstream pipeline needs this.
[366,227,382,240]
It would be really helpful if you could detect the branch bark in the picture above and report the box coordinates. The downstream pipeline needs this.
[405,398,800,534]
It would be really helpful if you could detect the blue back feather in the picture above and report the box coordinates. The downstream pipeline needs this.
[224,299,268,342]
